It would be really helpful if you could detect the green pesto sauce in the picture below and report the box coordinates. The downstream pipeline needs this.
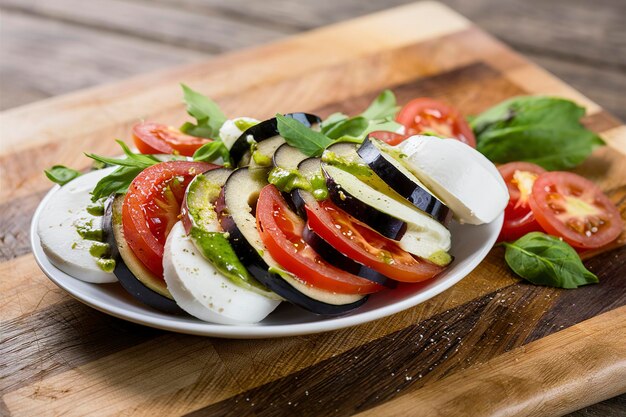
[321,151,372,177]
[234,119,259,132]
[428,250,452,267]
[268,168,329,201]
[96,258,116,273]
[252,150,272,167]
[89,241,109,258]
[186,175,221,231]
[190,227,271,296]
[75,218,104,241]
[86,198,106,216]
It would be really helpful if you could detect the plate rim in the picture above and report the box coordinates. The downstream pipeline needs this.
[30,184,503,338]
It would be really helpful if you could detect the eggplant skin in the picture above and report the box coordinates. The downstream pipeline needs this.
[357,137,451,225]
[229,113,321,165]
[253,271,368,316]
[324,172,407,240]
[103,196,185,315]
[301,226,396,288]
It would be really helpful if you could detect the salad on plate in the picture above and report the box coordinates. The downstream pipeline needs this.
[36,86,622,326]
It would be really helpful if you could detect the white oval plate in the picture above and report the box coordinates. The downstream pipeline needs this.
[31,185,502,338]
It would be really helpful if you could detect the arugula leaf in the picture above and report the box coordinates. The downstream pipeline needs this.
[471,96,605,170]
[179,84,227,139]
[360,89,400,120]
[87,141,160,201]
[85,140,158,168]
[276,113,333,157]
[44,165,81,185]
[193,141,232,167]
[501,232,598,289]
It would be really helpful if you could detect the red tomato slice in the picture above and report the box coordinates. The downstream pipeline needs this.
[497,162,546,242]
[368,130,407,146]
[256,185,382,295]
[133,122,211,157]
[529,171,623,249]
[122,161,216,277]
[396,98,476,147]
[304,198,443,282]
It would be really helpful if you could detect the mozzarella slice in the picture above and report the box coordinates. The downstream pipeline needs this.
[398,136,508,225]
[219,117,259,150]
[163,221,281,324]
[37,167,117,283]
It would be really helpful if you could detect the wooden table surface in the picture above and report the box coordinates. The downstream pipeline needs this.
[0,1,625,416]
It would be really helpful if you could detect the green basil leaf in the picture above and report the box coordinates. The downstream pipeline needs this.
[85,140,158,169]
[193,141,232,167]
[362,119,403,136]
[502,232,598,289]
[320,112,349,134]
[90,166,145,201]
[180,84,227,139]
[276,113,333,157]
[360,89,399,121]
[324,116,369,140]
[471,96,605,170]
[44,165,82,185]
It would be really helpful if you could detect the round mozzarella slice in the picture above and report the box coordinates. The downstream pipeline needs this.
[163,221,281,324]
[219,117,259,150]
[37,167,117,283]
[398,136,508,225]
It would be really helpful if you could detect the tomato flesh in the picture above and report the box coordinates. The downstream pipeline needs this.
[122,161,216,277]
[497,162,546,242]
[368,130,407,146]
[396,98,476,147]
[529,171,623,249]
[133,122,211,157]
[305,198,443,282]
[256,185,383,294]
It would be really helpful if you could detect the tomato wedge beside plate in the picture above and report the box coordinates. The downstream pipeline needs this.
[256,185,383,295]
[122,161,216,277]
[133,122,211,157]
[305,198,443,282]
[529,171,623,249]
[497,162,546,242]
[396,98,476,147]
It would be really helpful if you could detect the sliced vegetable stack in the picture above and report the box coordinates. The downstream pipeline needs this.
[39,86,623,325]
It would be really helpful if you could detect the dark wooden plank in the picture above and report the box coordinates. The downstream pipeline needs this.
[0,11,206,110]
[568,394,626,417]
[0,0,296,53]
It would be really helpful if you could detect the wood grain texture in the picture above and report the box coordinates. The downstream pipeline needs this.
[0,2,625,416]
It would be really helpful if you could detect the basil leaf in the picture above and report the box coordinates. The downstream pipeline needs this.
[360,89,399,120]
[276,113,333,157]
[85,140,159,168]
[91,166,145,201]
[471,96,605,170]
[180,84,227,139]
[193,141,232,167]
[502,232,598,289]
[324,116,369,140]
[320,112,348,134]
[44,165,81,185]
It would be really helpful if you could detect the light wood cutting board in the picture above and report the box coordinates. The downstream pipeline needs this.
[0,2,625,416]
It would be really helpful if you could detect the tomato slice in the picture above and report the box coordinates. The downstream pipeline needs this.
[256,185,382,295]
[122,161,216,277]
[497,162,546,242]
[529,171,623,249]
[304,198,443,282]
[368,130,407,146]
[396,98,476,147]
[133,122,211,157]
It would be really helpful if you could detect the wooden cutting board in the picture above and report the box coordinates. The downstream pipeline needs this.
[1,2,625,416]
